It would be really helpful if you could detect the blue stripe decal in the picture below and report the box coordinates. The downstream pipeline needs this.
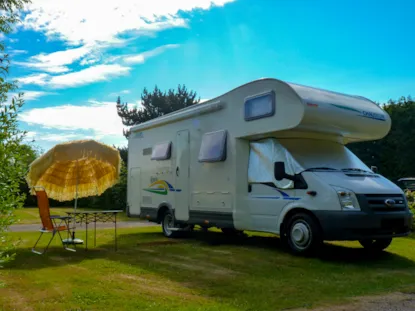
[250,188,301,201]
[276,190,290,198]
[251,196,301,200]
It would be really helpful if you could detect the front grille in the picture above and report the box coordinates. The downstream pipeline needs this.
[360,193,407,212]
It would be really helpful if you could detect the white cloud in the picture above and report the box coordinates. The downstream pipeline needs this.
[48,64,131,88]
[17,73,49,86]
[23,90,55,101]
[8,38,18,43]
[123,44,180,64]
[109,90,130,97]
[24,131,84,142]
[19,101,128,138]
[6,90,54,106]
[15,45,94,73]
[9,49,28,55]
[22,0,234,45]
[16,64,131,88]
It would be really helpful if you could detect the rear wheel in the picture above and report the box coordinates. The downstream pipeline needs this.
[161,210,179,238]
[359,238,392,252]
[286,213,323,255]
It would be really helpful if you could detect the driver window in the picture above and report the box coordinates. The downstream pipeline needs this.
[248,138,294,189]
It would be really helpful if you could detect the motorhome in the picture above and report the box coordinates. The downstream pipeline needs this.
[127,78,413,255]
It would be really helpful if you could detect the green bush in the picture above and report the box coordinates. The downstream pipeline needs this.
[406,190,415,214]
[405,190,415,231]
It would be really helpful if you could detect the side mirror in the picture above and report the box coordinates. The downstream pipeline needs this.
[371,166,378,173]
[274,161,287,181]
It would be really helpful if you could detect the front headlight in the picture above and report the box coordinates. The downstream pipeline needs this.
[332,186,360,211]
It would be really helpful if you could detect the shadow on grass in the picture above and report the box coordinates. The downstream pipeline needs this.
[5,229,415,311]
[7,229,415,271]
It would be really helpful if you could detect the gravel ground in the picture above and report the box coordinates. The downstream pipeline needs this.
[292,292,415,311]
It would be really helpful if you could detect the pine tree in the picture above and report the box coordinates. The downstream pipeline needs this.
[116,85,200,137]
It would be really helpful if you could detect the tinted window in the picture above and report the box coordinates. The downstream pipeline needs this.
[244,91,275,121]
[198,130,227,162]
[151,141,172,160]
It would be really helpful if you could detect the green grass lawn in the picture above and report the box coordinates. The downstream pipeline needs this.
[2,227,415,311]
[13,207,133,224]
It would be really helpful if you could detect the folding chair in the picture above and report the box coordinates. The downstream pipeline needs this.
[32,186,77,255]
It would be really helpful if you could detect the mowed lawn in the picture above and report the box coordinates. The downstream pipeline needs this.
[13,207,133,224]
[2,227,415,311]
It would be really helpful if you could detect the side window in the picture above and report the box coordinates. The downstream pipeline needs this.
[198,130,227,162]
[244,91,275,121]
[151,141,172,160]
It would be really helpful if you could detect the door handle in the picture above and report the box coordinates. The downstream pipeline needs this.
[176,167,179,177]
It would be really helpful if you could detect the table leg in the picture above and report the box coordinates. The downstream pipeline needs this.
[85,215,88,251]
[115,213,117,251]
[94,214,97,247]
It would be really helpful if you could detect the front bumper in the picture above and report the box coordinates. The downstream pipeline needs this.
[314,210,413,241]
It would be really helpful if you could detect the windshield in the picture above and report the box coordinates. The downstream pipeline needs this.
[278,139,372,173]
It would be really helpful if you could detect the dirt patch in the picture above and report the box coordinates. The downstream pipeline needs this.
[49,256,69,262]
[136,248,157,253]
[104,273,204,301]
[153,258,238,276]
[136,240,184,247]
[292,292,415,311]
[68,265,89,272]
[0,288,34,311]
[211,249,232,255]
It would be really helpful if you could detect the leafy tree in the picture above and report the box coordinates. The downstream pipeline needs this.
[20,143,42,207]
[349,97,415,182]
[115,145,128,166]
[116,85,200,137]
[0,0,32,266]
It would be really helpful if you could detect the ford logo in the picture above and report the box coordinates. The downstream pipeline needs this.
[385,199,396,207]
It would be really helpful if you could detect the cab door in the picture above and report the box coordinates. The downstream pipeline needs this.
[248,183,296,232]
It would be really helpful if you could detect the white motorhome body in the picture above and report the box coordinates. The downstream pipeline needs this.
[127,78,412,254]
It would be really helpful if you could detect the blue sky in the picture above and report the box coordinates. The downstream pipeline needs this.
[5,0,415,152]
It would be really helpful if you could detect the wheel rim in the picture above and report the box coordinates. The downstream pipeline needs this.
[290,220,312,250]
[163,213,174,235]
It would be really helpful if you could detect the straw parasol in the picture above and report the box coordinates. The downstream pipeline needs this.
[26,139,122,243]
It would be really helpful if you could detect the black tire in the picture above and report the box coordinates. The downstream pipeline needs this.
[286,213,323,256]
[161,210,180,238]
[359,238,392,252]
[221,228,244,235]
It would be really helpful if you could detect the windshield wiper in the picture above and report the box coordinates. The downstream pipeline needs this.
[304,167,339,172]
[341,168,372,173]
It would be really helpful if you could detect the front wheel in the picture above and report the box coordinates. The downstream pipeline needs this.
[286,213,323,256]
[161,210,180,238]
[359,238,392,252]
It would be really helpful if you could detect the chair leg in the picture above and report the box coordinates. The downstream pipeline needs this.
[32,231,55,255]
[32,232,45,255]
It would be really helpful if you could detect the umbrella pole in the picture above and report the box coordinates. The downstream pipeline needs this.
[72,160,79,241]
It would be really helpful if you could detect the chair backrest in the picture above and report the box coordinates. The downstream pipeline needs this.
[34,189,54,231]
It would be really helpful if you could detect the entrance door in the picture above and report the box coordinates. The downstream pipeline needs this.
[128,167,141,216]
[174,130,190,221]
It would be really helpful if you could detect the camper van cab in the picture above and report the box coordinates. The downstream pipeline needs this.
[127,78,413,255]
